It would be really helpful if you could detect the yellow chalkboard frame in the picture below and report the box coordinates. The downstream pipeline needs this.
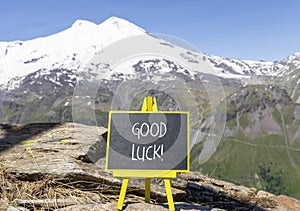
[105,110,190,177]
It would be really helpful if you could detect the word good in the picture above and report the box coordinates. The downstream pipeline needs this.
[131,122,167,140]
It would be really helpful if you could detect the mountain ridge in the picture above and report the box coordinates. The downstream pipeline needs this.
[1,16,300,89]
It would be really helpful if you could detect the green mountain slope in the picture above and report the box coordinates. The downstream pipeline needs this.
[193,85,300,199]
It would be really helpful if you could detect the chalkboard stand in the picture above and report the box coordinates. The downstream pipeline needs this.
[116,96,175,211]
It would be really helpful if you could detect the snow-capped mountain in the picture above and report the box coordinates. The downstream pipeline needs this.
[1,16,299,91]
[0,17,145,87]
[205,55,284,77]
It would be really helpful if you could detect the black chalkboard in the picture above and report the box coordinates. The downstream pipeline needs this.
[106,112,189,171]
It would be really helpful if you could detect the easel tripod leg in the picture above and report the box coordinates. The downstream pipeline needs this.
[164,179,175,211]
[145,178,151,202]
[117,178,129,210]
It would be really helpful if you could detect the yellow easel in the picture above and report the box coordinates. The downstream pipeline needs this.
[115,96,176,211]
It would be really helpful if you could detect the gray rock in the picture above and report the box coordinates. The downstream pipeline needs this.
[77,135,107,163]
[1,123,300,211]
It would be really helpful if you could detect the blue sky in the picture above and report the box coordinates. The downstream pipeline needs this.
[0,0,300,61]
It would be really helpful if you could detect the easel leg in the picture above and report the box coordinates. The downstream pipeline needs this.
[164,179,175,211]
[145,178,151,202]
[117,178,129,210]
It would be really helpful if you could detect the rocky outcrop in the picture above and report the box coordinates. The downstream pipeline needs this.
[1,123,300,210]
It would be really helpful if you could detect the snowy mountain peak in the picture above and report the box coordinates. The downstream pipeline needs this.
[281,52,300,65]
[290,52,300,60]
[71,19,97,29]
[104,16,128,24]
[293,52,300,56]
[100,16,145,32]
[0,17,147,86]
